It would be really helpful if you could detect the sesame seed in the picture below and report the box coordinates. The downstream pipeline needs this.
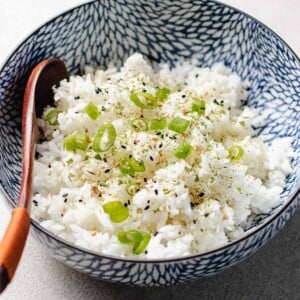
[150,156,154,161]
[159,143,163,148]
[33,200,38,206]
[143,178,147,183]
[205,213,209,217]
[195,74,199,78]
[74,96,80,100]
[156,132,161,136]
[121,145,126,149]
[128,200,131,205]
[104,169,110,173]
[154,232,158,236]
[147,200,150,204]
[78,199,83,203]
[144,250,148,254]
[154,189,158,195]
[64,198,68,203]
[181,94,186,98]
[61,214,64,217]
[103,158,107,163]
[124,203,128,207]
[62,193,68,197]
[144,205,150,210]
[101,106,106,111]
[129,154,133,158]
[193,220,196,224]
[199,192,205,197]
[95,87,102,94]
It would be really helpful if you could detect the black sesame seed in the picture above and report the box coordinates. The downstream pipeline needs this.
[121,145,126,149]
[193,219,196,224]
[204,213,209,217]
[48,164,51,168]
[103,158,107,163]
[128,200,131,205]
[78,199,83,203]
[74,96,80,100]
[61,214,64,217]
[62,193,68,197]
[143,178,147,183]
[175,193,178,197]
[150,156,154,161]
[140,115,144,118]
[181,94,186,98]
[143,89,147,92]
[154,189,158,195]
[195,74,199,78]
[134,141,138,145]
[147,200,150,204]
[153,179,157,183]
[104,169,110,173]
[156,132,161,136]
[124,203,128,207]
[144,205,150,210]
[95,87,102,94]
[154,231,158,236]
[144,250,148,254]
[64,198,68,203]
[199,192,205,197]
[101,106,106,111]
[142,82,146,86]
[159,143,163,149]
[33,200,38,206]
[129,154,133,158]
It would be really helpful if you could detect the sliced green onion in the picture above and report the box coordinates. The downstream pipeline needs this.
[130,92,157,109]
[168,117,190,134]
[110,209,129,222]
[103,201,124,213]
[92,124,116,152]
[125,182,139,196]
[228,145,244,163]
[192,99,206,115]
[119,157,145,176]
[118,230,142,244]
[156,87,171,101]
[149,118,166,130]
[131,118,148,132]
[64,132,89,151]
[117,230,151,255]
[85,102,100,120]
[103,200,129,223]
[133,232,151,255]
[129,158,145,172]
[174,142,194,159]
[46,109,60,126]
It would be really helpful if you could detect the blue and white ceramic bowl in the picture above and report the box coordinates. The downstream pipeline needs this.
[0,0,299,286]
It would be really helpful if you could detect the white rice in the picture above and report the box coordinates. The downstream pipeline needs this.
[32,53,294,259]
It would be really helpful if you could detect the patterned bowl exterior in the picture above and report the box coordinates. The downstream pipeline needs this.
[0,0,299,286]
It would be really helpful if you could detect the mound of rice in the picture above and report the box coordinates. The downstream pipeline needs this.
[32,54,293,258]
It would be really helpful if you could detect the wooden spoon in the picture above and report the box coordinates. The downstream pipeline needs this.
[0,58,68,292]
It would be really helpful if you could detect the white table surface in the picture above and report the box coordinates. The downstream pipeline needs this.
[0,1,299,299]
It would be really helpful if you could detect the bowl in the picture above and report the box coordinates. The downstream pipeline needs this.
[0,0,299,286]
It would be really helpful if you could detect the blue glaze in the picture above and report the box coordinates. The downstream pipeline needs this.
[0,0,299,286]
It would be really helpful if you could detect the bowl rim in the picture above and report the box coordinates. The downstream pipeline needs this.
[0,0,299,264]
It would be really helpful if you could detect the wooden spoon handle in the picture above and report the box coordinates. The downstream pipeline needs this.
[0,208,30,292]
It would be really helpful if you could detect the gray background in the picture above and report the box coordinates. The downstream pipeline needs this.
[0,0,299,299]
